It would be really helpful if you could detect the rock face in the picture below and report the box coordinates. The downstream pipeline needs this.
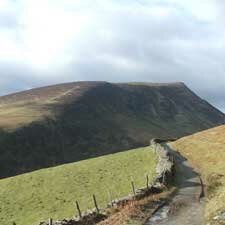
[0,81,224,178]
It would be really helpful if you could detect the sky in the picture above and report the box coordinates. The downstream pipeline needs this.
[0,0,225,112]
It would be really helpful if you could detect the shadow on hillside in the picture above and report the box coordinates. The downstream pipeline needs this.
[0,82,223,179]
[0,83,146,178]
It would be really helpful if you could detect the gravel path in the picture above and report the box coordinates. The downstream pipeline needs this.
[146,144,205,225]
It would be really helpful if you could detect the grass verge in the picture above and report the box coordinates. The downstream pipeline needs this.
[172,125,225,224]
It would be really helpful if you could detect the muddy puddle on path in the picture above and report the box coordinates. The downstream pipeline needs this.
[146,205,170,225]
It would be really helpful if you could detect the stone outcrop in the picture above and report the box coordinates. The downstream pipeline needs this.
[151,139,175,185]
[213,211,225,223]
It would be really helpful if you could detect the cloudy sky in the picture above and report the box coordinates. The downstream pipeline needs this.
[0,0,225,111]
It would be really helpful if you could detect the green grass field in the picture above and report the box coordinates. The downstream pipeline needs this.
[0,146,157,225]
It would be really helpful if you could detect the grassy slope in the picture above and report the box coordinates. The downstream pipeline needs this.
[0,103,51,130]
[172,125,225,223]
[0,146,156,225]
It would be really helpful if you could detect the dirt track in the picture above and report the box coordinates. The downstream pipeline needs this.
[146,144,205,225]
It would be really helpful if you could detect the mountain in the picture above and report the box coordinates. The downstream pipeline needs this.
[172,124,225,224]
[0,81,224,178]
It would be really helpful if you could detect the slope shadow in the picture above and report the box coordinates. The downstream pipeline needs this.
[0,82,224,179]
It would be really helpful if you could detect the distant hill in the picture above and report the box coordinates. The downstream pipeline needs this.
[172,124,225,224]
[0,81,224,178]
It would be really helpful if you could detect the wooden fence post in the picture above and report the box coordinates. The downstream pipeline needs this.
[162,170,165,184]
[146,174,149,189]
[76,201,82,218]
[162,170,166,185]
[93,194,99,213]
[108,190,113,207]
[49,218,53,225]
[131,181,135,195]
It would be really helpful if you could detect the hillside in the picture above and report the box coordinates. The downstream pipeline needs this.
[172,125,225,224]
[0,81,224,178]
[0,146,157,225]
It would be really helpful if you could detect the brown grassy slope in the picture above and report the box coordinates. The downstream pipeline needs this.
[0,81,184,129]
[0,81,102,130]
[172,125,225,223]
[0,81,224,131]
